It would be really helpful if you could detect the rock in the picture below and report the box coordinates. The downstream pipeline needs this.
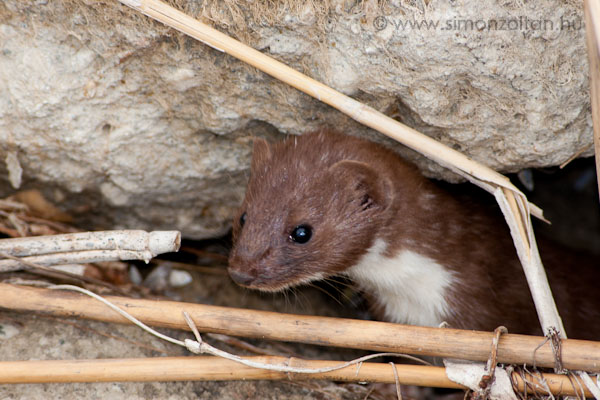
[169,269,193,288]
[0,0,592,238]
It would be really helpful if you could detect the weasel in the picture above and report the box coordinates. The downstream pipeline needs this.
[228,130,600,340]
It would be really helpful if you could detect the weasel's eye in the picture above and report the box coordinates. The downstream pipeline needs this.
[290,225,312,244]
[239,212,247,228]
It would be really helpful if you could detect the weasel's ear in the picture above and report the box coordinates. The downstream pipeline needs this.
[329,160,393,211]
[251,137,272,170]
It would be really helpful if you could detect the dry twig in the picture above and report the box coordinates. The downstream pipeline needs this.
[0,230,181,271]
[1,283,598,372]
[0,284,593,397]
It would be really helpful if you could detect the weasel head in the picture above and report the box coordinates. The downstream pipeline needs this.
[228,133,393,292]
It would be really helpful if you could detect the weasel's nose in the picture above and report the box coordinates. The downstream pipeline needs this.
[228,268,256,286]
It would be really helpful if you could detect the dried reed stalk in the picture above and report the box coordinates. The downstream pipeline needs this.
[0,356,591,397]
[0,356,454,386]
[584,0,600,202]
[1,283,598,372]
[115,0,565,339]
[581,3,600,395]
[0,230,181,271]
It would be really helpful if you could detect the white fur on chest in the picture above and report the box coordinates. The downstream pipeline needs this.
[345,239,455,327]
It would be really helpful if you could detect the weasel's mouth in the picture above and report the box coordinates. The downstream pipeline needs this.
[228,268,326,293]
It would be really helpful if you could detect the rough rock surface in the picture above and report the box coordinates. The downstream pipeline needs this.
[0,0,593,238]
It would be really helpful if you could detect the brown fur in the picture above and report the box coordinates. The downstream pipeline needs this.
[228,130,600,340]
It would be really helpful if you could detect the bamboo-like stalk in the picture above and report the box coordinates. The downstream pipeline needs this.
[1,284,598,372]
[0,356,453,386]
[0,230,180,257]
[0,356,590,397]
[495,189,565,336]
[115,0,565,342]
[573,3,600,398]
[0,230,181,271]
[584,0,600,202]
[0,250,161,271]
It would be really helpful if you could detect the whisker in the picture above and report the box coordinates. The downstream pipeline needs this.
[286,287,295,310]
[279,289,290,311]
[320,277,351,294]
[292,287,310,311]
[323,275,354,288]
[320,278,357,305]
[305,282,345,306]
